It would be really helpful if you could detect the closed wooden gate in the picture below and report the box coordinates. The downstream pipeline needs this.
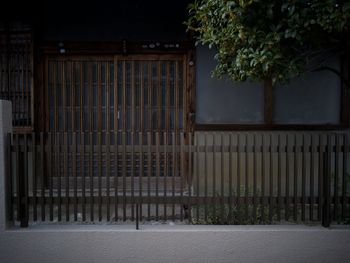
[41,54,191,220]
[45,55,187,135]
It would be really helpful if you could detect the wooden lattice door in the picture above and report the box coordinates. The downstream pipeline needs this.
[45,54,189,194]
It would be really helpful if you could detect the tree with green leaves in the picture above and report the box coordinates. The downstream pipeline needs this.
[186,0,350,84]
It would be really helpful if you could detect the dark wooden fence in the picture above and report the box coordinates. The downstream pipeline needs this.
[6,131,350,227]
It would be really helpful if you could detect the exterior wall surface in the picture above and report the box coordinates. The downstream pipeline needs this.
[0,225,350,263]
[0,100,12,230]
[196,46,343,125]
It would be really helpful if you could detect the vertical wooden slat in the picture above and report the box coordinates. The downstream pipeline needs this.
[30,34,34,127]
[155,132,160,221]
[81,131,86,221]
[97,61,102,132]
[277,134,282,222]
[32,132,37,221]
[131,61,135,134]
[204,132,208,222]
[106,131,111,221]
[174,60,179,132]
[53,61,58,132]
[323,134,332,227]
[164,132,167,221]
[269,134,274,223]
[72,63,78,221]
[26,38,30,126]
[131,131,135,221]
[212,134,216,221]
[334,133,340,221]
[140,62,144,133]
[148,62,152,137]
[15,133,20,221]
[114,58,118,132]
[122,61,126,133]
[30,36,33,127]
[71,61,76,132]
[73,132,77,221]
[104,61,110,136]
[98,131,102,221]
[56,132,61,222]
[64,131,69,222]
[166,62,170,133]
[157,62,161,132]
[49,132,53,221]
[285,134,290,221]
[220,133,224,224]
[121,61,126,221]
[318,134,324,221]
[79,62,82,134]
[62,61,66,132]
[105,61,110,221]
[293,134,298,222]
[310,134,315,221]
[23,133,29,227]
[188,133,192,222]
[172,131,176,221]
[130,62,136,221]
[88,62,93,133]
[113,59,119,221]
[122,131,126,221]
[139,132,143,221]
[40,132,45,221]
[19,36,23,125]
[180,132,185,221]
[228,133,233,222]
[147,132,151,220]
[261,133,266,222]
[342,134,348,221]
[89,132,94,222]
[301,134,306,222]
[253,133,257,222]
[114,131,119,221]
[245,134,249,221]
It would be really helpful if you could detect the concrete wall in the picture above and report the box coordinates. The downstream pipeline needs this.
[0,100,12,230]
[0,225,350,263]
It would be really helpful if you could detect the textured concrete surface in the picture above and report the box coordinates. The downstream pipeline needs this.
[0,100,12,231]
[0,224,350,263]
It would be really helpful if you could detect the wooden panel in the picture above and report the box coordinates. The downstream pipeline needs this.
[0,29,33,127]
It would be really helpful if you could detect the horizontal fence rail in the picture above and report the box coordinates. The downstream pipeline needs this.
[6,131,350,227]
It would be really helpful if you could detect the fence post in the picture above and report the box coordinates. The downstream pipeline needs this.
[322,135,332,227]
[0,100,13,231]
[18,134,29,228]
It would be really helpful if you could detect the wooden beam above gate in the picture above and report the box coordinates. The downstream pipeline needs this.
[39,41,195,55]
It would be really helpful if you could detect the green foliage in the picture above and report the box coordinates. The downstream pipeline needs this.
[185,0,350,83]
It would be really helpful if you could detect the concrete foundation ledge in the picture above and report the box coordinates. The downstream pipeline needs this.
[1,225,350,263]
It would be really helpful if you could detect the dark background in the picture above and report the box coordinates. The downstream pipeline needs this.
[2,0,192,41]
